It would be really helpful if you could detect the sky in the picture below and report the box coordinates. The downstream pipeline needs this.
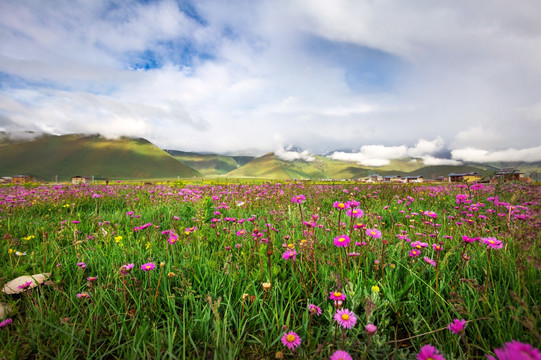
[1,0,541,166]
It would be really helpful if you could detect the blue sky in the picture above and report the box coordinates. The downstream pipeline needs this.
[1,0,541,165]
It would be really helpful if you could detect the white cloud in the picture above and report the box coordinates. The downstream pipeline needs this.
[451,146,541,163]
[275,145,315,162]
[328,138,461,166]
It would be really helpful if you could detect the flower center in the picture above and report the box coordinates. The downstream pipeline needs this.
[339,204,344,209]
[286,334,296,342]
[334,292,341,297]
[341,314,350,321]
[339,237,345,242]
[489,240,495,244]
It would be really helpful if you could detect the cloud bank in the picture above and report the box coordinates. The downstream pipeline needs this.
[0,0,540,160]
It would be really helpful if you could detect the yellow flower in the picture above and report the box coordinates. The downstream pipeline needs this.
[372,285,380,294]
[114,236,123,243]
[287,243,295,249]
[145,242,151,249]
[8,248,14,254]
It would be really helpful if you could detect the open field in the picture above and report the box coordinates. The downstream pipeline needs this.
[0,181,540,359]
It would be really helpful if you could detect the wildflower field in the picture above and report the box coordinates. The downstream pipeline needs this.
[0,181,540,359]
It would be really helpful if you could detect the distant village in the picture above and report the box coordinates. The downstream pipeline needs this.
[0,168,533,185]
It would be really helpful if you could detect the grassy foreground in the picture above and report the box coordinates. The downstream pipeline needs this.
[0,181,540,359]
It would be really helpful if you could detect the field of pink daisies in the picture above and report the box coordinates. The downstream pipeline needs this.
[0,181,540,359]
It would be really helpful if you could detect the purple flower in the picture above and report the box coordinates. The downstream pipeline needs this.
[17,281,33,290]
[330,350,353,360]
[365,323,377,334]
[0,318,13,328]
[487,340,541,360]
[366,228,382,239]
[282,249,297,261]
[482,237,503,249]
[291,195,306,204]
[308,304,322,316]
[77,262,86,269]
[334,308,357,329]
[141,262,156,271]
[333,234,351,247]
[417,344,445,360]
[447,319,467,334]
[281,331,301,350]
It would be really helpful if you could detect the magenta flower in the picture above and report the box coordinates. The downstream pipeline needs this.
[77,262,86,269]
[423,257,436,266]
[119,263,134,275]
[17,281,33,290]
[330,350,353,360]
[409,249,421,257]
[282,249,297,261]
[77,292,90,298]
[334,234,351,247]
[482,237,503,249]
[141,262,156,271]
[308,304,322,316]
[447,319,466,334]
[346,208,364,218]
[86,276,98,282]
[487,340,541,360]
[334,308,357,329]
[333,201,349,210]
[0,318,13,328]
[417,344,445,360]
[329,291,346,301]
[365,323,377,334]
[366,228,382,239]
[281,331,301,350]
[168,235,179,245]
[291,195,306,204]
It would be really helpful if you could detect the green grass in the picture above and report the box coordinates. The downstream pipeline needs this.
[0,180,539,359]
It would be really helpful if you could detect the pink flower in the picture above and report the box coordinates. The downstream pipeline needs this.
[333,201,349,210]
[291,195,306,204]
[281,331,301,350]
[365,323,377,334]
[86,276,98,282]
[282,249,297,261]
[409,249,421,257]
[168,235,179,245]
[330,350,353,360]
[423,257,436,266]
[334,308,357,329]
[308,304,322,316]
[120,263,134,275]
[329,291,346,301]
[417,344,445,360]
[77,292,90,298]
[334,234,351,247]
[141,262,156,271]
[482,237,503,249]
[366,228,382,239]
[18,281,33,290]
[487,340,541,360]
[77,262,86,269]
[447,319,467,335]
[346,208,364,218]
[0,318,13,328]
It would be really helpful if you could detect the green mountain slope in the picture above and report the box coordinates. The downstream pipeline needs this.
[0,134,200,181]
[165,150,254,176]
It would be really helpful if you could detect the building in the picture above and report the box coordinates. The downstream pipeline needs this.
[404,175,424,183]
[448,172,481,183]
[490,168,530,183]
[72,176,92,184]
[11,175,34,184]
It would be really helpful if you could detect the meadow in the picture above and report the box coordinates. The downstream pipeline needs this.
[0,181,540,359]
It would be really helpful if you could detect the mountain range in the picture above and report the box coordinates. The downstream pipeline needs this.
[0,133,539,181]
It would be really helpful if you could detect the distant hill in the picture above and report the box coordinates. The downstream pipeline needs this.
[224,152,513,180]
[0,134,200,181]
[165,150,254,176]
